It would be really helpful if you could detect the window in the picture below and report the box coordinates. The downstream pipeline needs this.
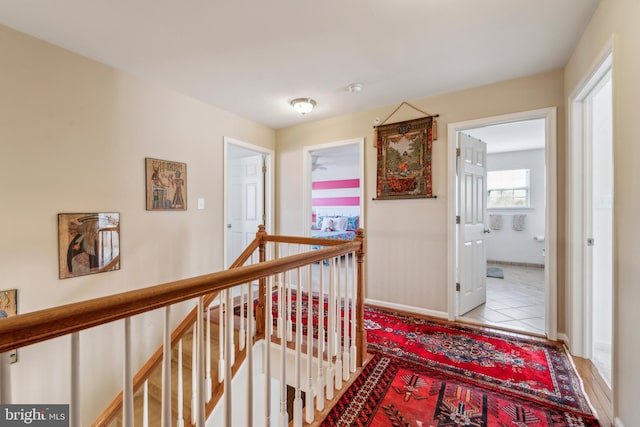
[487,169,530,208]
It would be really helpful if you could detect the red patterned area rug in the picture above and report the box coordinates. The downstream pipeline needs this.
[364,307,595,417]
[321,353,600,427]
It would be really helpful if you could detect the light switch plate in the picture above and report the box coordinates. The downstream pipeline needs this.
[197,198,205,209]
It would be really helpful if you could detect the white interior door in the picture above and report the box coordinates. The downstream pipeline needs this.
[227,154,264,267]
[458,133,488,315]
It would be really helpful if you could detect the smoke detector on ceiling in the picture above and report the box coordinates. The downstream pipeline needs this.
[347,83,363,93]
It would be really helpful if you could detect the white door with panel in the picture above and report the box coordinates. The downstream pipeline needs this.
[227,155,264,268]
[458,133,488,315]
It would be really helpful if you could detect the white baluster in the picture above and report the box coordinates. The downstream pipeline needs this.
[343,256,350,381]
[350,251,357,372]
[246,283,254,427]
[224,289,233,427]
[277,272,283,339]
[325,258,335,400]
[239,284,246,351]
[123,318,134,427]
[279,272,289,427]
[305,264,315,423]
[161,306,171,427]
[229,291,235,367]
[316,260,325,411]
[264,276,273,427]
[218,292,225,383]
[70,332,80,427]
[293,267,303,427]
[177,339,184,427]
[334,257,343,391]
[287,245,293,342]
[191,324,197,426]
[143,380,149,427]
[196,297,206,427]
[206,302,212,402]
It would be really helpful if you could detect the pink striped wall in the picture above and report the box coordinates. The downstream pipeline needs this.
[312,178,360,207]
[312,179,360,190]
[312,197,360,206]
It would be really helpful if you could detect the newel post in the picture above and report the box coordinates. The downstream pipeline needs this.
[355,228,367,367]
[256,225,267,338]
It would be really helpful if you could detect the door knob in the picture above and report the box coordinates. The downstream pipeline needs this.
[483,229,491,234]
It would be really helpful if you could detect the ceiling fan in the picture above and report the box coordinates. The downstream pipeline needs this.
[311,155,327,171]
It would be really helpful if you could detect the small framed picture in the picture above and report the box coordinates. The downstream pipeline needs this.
[0,289,18,363]
[145,158,187,210]
[58,213,121,279]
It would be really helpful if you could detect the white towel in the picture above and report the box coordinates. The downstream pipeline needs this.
[512,214,526,231]
[489,214,503,230]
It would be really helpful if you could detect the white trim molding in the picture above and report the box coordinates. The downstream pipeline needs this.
[566,37,614,357]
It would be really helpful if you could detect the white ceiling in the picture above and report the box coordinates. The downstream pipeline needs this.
[465,119,546,154]
[0,0,599,129]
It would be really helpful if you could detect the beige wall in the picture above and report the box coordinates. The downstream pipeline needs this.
[0,25,275,424]
[564,0,640,424]
[276,70,565,317]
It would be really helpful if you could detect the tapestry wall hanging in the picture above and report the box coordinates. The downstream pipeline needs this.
[58,212,120,279]
[376,116,434,200]
[145,158,187,210]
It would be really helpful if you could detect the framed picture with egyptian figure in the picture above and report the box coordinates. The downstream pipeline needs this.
[58,212,121,279]
[145,158,187,210]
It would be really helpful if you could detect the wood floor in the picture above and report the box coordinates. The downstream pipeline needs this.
[572,356,614,427]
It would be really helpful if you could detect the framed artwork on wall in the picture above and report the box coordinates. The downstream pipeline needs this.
[58,213,120,279]
[145,158,187,210]
[375,116,435,200]
[0,288,18,363]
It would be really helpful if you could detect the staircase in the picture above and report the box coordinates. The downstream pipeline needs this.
[99,307,244,427]
[0,226,366,427]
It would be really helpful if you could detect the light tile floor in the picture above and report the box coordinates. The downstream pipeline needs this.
[462,263,545,335]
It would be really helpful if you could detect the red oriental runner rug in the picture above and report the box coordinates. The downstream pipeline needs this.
[237,295,598,423]
[321,353,600,427]
[364,307,596,417]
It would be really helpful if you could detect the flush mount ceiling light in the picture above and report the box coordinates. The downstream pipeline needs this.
[290,98,316,115]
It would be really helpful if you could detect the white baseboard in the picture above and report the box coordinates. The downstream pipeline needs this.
[615,418,625,427]
[365,298,448,319]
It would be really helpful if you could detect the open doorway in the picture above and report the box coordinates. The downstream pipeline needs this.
[460,120,547,335]
[447,108,557,339]
[223,137,274,269]
[303,138,364,236]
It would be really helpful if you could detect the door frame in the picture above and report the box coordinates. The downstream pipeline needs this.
[302,137,365,237]
[567,39,614,358]
[223,136,274,268]
[447,107,558,339]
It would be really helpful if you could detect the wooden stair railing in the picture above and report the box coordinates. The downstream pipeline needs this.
[0,226,366,427]
[94,233,264,426]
